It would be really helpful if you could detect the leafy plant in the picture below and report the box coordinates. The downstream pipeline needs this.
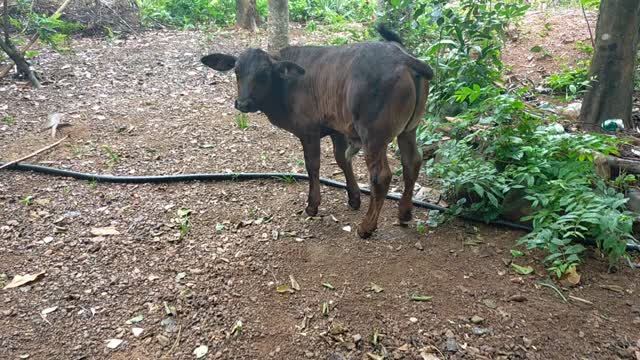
[545,61,591,100]
[235,113,249,130]
[426,91,634,276]
[1,115,15,125]
[177,207,192,240]
[20,195,33,206]
[102,145,120,166]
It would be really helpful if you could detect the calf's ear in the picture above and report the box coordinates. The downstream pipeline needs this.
[274,61,305,79]
[201,54,237,71]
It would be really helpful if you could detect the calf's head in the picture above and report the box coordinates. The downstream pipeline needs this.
[201,49,305,113]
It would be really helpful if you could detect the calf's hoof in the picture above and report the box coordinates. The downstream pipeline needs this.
[305,205,318,217]
[398,209,412,226]
[357,223,376,239]
[348,196,361,210]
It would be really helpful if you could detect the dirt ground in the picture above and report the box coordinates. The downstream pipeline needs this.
[1,12,640,360]
[502,8,597,86]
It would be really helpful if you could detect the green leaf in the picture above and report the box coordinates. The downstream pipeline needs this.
[473,183,485,197]
[410,294,433,302]
[276,284,293,293]
[530,45,543,53]
[126,314,144,324]
[510,250,524,257]
[511,263,534,275]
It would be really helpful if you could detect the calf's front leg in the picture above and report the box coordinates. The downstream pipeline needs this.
[301,136,321,216]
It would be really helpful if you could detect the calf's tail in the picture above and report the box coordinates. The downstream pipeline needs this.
[376,24,434,81]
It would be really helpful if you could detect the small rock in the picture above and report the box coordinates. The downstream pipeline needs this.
[305,351,314,358]
[446,338,458,353]
[414,242,424,251]
[470,315,484,324]
[473,327,492,336]
[409,317,418,323]
[523,337,532,348]
[330,324,347,335]
[156,334,170,346]
[509,294,528,302]
[482,299,497,309]
[161,317,177,333]
[352,334,362,343]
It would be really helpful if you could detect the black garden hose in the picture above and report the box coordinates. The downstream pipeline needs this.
[3,162,639,252]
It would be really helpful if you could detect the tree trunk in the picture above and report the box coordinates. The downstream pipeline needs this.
[0,37,40,87]
[268,0,288,53]
[579,0,640,130]
[236,0,257,32]
[0,0,40,87]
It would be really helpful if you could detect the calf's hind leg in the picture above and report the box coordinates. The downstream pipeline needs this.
[397,129,422,224]
[357,144,392,239]
[301,136,321,216]
[330,133,361,210]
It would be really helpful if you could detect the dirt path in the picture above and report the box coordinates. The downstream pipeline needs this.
[1,23,639,360]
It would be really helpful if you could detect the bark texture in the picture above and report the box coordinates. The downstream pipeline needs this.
[579,0,640,129]
[236,0,257,32]
[268,0,288,53]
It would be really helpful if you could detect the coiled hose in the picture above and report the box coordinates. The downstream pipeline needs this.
[3,162,639,252]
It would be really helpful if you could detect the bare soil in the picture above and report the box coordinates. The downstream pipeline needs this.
[503,8,597,86]
[1,18,640,360]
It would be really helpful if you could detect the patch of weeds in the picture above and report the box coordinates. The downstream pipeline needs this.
[101,145,120,166]
[530,45,552,58]
[330,36,349,45]
[545,61,591,100]
[296,159,305,167]
[20,195,33,206]
[176,208,192,240]
[231,320,243,336]
[415,221,426,235]
[235,113,249,130]
[575,40,593,55]
[1,115,15,125]
[280,175,296,184]
[305,21,317,33]
[538,22,552,37]
[88,179,98,190]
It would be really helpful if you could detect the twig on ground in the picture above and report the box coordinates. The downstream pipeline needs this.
[568,295,594,306]
[581,3,595,49]
[538,281,567,302]
[0,135,68,170]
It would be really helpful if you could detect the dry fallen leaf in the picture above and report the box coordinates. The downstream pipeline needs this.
[90,227,120,236]
[193,345,208,358]
[131,327,144,337]
[559,266,581,287]
[105,339,123,349]
[289,275,300,291]
[4,271,46,290]
[599,284,625,294]
[41,306,58,315]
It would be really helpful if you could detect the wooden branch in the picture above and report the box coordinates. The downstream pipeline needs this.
[0,0,72,78]
[594,153,640,179]
[0,135,68,170]
[3,0,9,45]
[581,3,595,49]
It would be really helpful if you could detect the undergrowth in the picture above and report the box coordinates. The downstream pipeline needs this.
[384,0,636,276]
